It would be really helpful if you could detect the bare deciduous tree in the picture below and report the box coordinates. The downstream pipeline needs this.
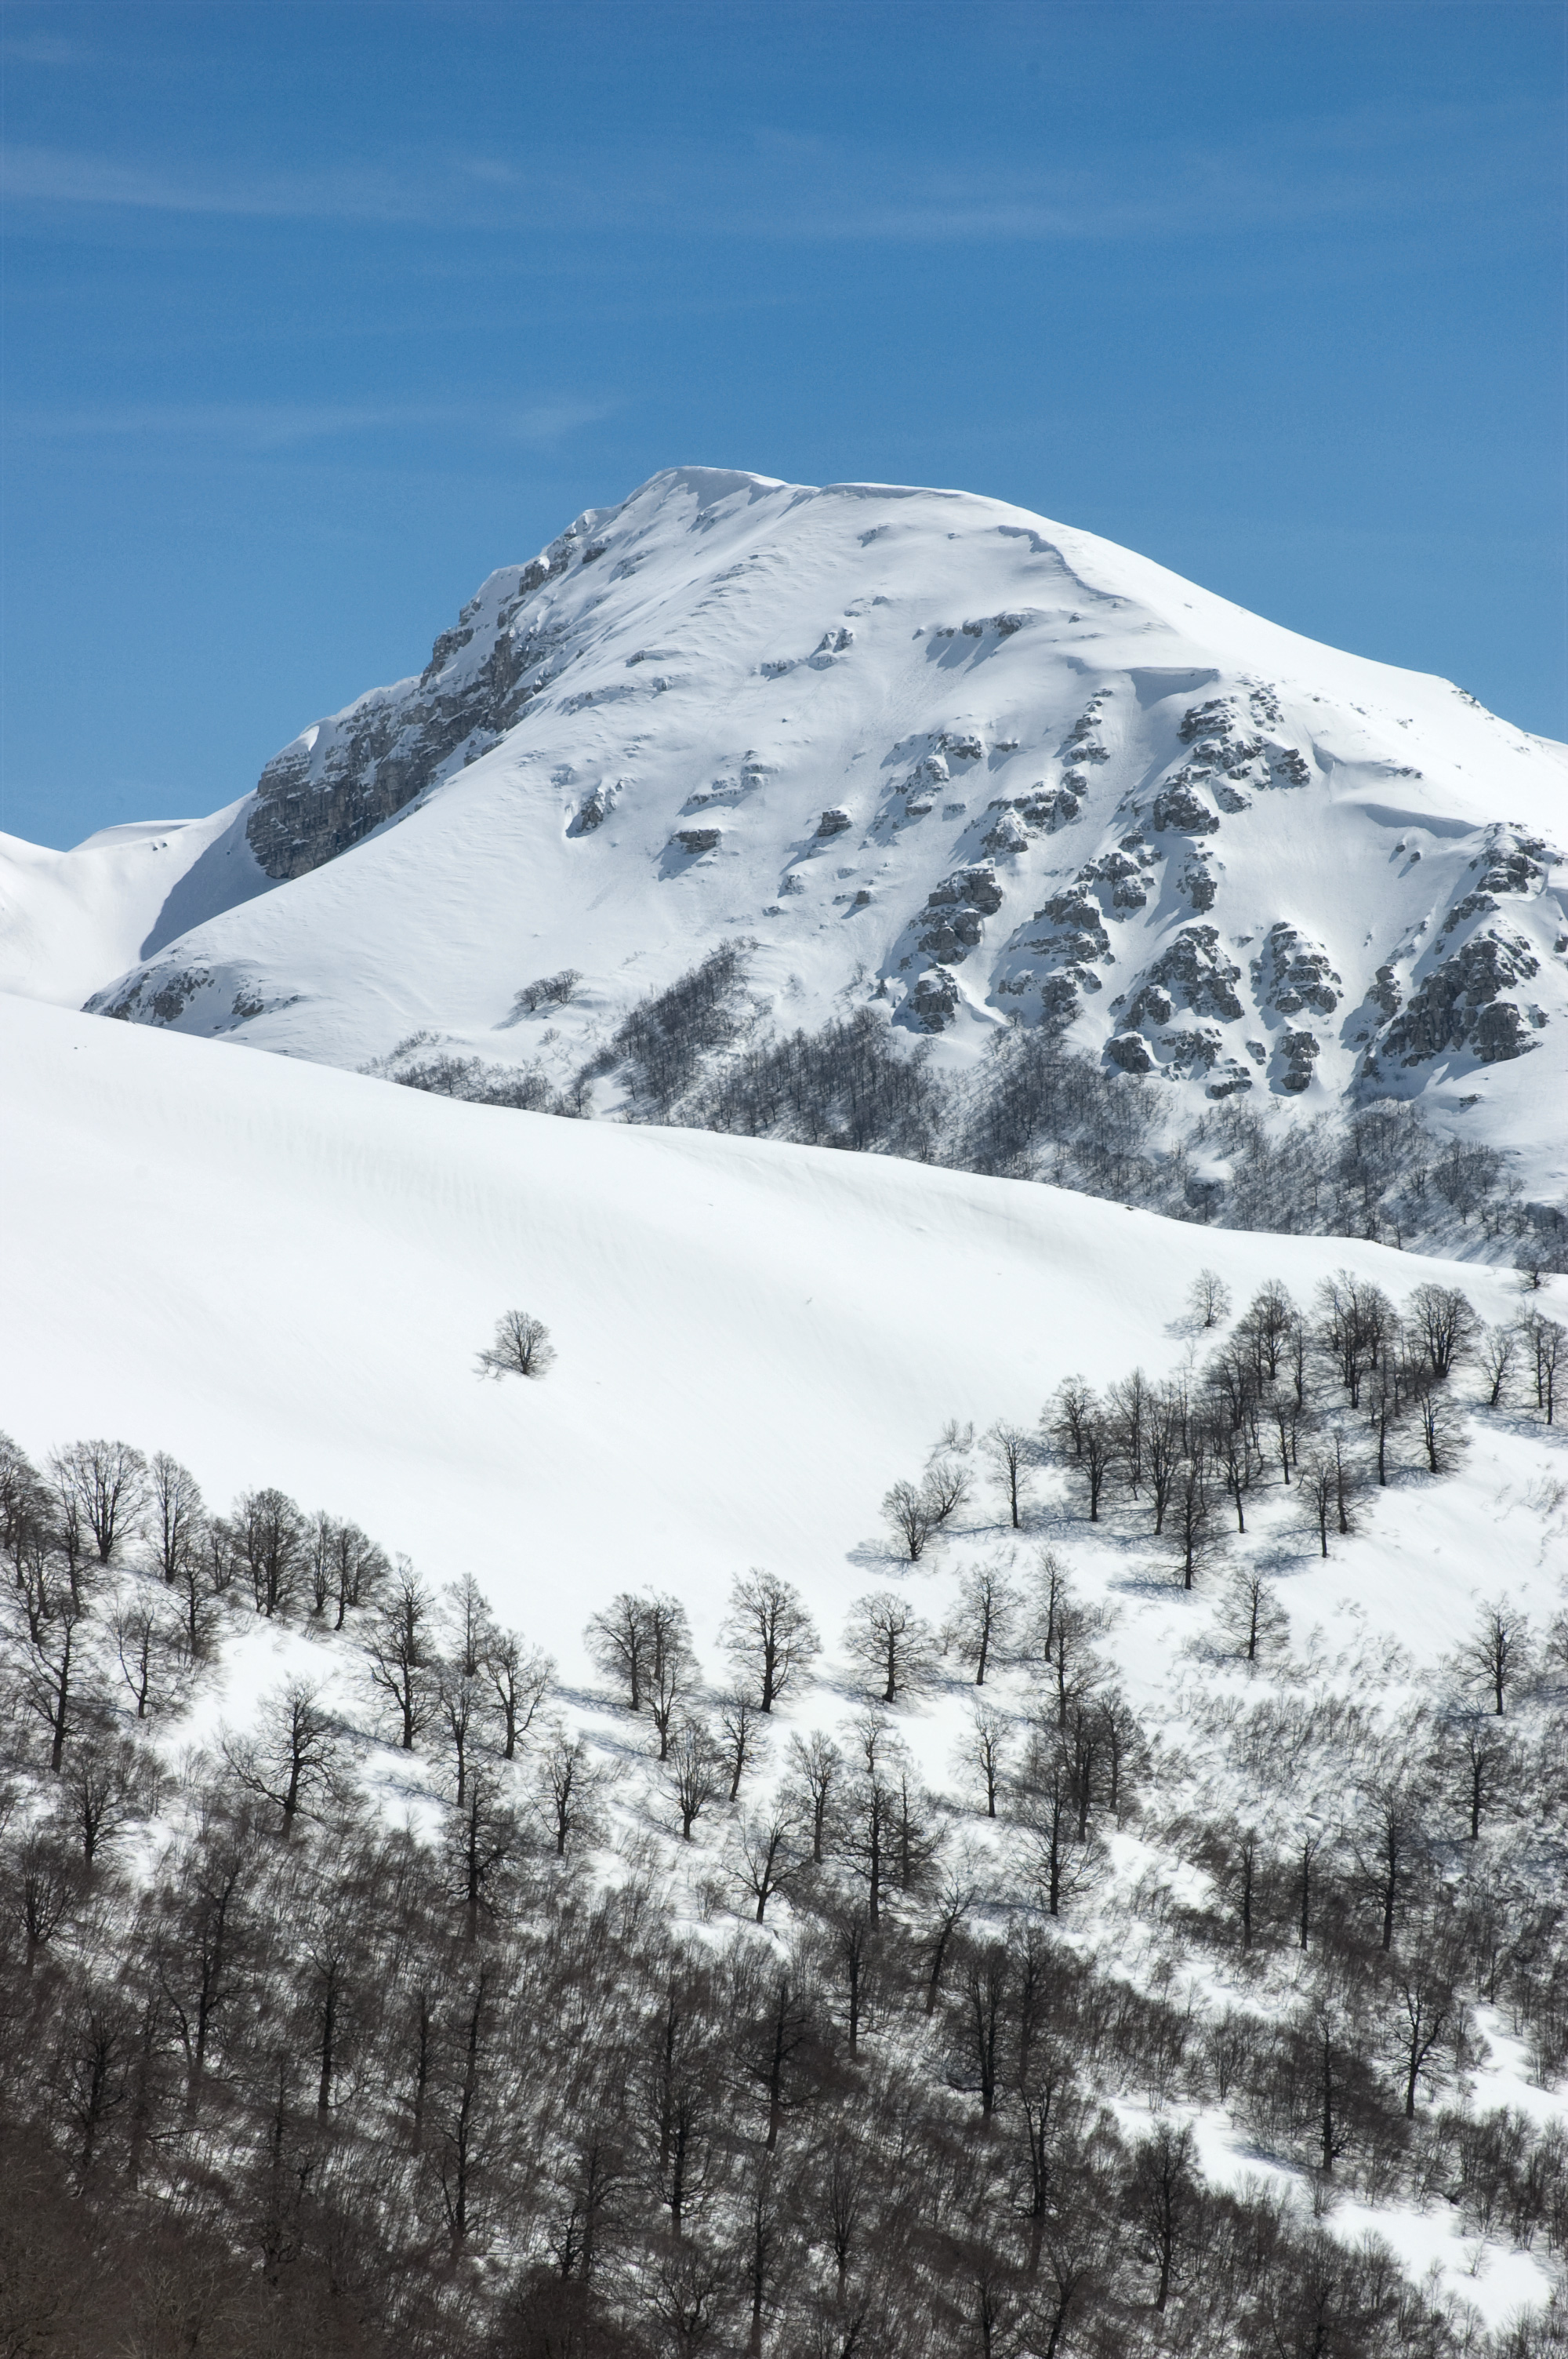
[481,1627,553,1759]
[367,1565,437,1750]
[1406,1283,1478,1382]
[783,1730,843,1864]
[111,1583,184,1719]
[144,1453,205,1587]
[717,1688,769,1803]
[1215,1568,1289,1668]
[720,1570,819,1713]
[666,1718,724,1841]
[1478,1323,1519,1410]
[1460,1600,1530,1717]
[224,1487,305,1620]
[223,1680,342,1835]
[946,1558,1018,1685]
[959,1701,1011,1819]
[843,1591,938,1706]
[535,1723,602,1858]
[1188,1270,1232,1331]
[477,1310,556,1379]
[981,1422,1036,1529]
[49,1439,148,1565]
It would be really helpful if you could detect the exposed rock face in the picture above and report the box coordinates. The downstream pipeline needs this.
[1383,929,1541,1064]
[244,520,611,880]
[1126,926,1245,1027]
[1259,924,1341,1019]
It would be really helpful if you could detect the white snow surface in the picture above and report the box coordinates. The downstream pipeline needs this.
[5,988,1567,2314]
[0,795,274,1007]
[6,467,1563,1192]
[2,988,1561,1695]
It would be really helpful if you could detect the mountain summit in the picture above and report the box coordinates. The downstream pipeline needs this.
[7,466,1563,1191]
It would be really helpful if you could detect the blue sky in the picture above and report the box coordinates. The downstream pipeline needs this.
[2,0,1563,848]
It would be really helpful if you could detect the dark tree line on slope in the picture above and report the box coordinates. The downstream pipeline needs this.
[2,1435,1566,2357]
[368,946,1561,1263]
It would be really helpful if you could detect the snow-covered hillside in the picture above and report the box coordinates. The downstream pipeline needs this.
[0,795,274,1008]
[4,994,1567,2340]
[4,467,1559,1195]
[2,990,1559,1693]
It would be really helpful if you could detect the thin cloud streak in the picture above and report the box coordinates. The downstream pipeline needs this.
[4,93,1553,251]
[4,397,619,450]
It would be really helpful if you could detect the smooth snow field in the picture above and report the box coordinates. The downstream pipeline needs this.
[2,990,1559,1701]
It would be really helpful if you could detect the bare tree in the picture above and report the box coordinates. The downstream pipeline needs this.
[223,1680,342,1834]
[49,1439,148,1565]
[783,1730,843,1864]
[536,1723,602,1858]
[111,1582,185,1719]
[922,1458,970,1532]
[1460,1600,1531,1717]
[666,1718,724,1841]
[730,1810,807,1923]
[1215,1568,1289,1667]
[16,1550,94,1771]
[144,1453,205,1587]
[586,1590,655,1712]
[717,1688,769,1803]
[959,1701,1011,1818]
[477,1309,556,1379]
[481,1627,553,1759]
[367,1565,437,1750]
[58,1735,154,1867]
[434,1665,481,1805]
[1477,1323,1519,1410]
[1452,1715,1511,1839]
[1406,1283,1478,1381]
[1188,1270,1232,1331]
[883,1480,934,1563]
[1170,1449,1220,1588]
[645,1598,699,1763]
[981,1421,1036,1529]
[946,1558,1018,1685]
[843,1591,938,1706]
[1414,1380,1466,1475]
[720,1570,819,1713]
[1520,1310,1563,1424]
[224,1487,305,1620]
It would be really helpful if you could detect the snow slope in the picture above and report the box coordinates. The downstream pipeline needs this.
[0,796,274,1008]
[38,466,1563,1201]
[2,988,1559,1698]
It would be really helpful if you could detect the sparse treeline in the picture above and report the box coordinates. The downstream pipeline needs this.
[879,1271,1561,1587]
[365,947,1566,1265]
[2,1417,1566,2358]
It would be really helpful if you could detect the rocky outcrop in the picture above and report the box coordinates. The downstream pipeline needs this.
[1382,929,1541,1065]
[243,515,616,881]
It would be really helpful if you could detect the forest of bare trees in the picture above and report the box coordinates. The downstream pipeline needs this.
[366,945,1568,1271]
[1,1259,1565,2357]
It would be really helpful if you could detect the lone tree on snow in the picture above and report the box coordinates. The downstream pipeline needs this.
[477,1310,556,1380]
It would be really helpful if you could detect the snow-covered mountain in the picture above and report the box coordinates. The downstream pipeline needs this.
[7,467,1565,1196]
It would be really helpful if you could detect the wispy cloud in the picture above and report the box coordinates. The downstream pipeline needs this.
[3,88,1554,248]
[0,144,438,223]
[4,397,619,449]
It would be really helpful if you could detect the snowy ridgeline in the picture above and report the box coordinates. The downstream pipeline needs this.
[3,1257,1566,2359]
